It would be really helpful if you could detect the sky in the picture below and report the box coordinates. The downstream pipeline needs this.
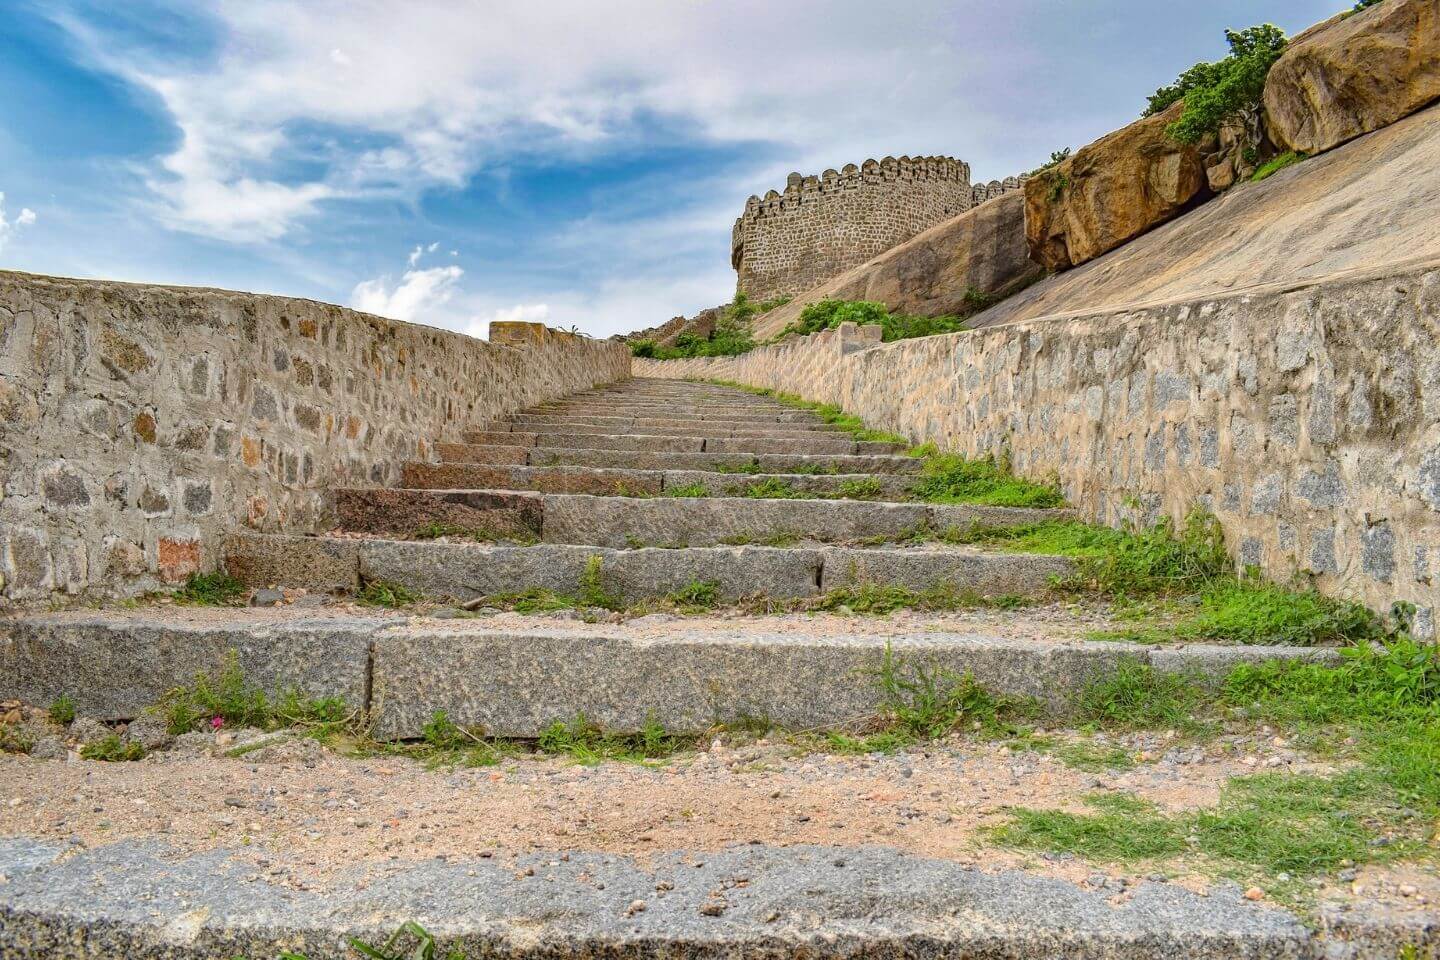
[0,0,1343,340]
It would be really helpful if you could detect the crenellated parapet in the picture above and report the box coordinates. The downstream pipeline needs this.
[731,155,974,302]
[969,174,1029,208]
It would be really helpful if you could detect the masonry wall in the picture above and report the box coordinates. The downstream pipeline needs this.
[638,259,1440,632]
[0,271,629,605]
[732,157,973,302]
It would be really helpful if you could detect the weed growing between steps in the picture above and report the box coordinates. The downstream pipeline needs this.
[907,444,1064,508]
[161,652,356,737]
[991,638,1440,905]
[173,572,247,606]
[412,521,538,545]
[356,579,422,608]
[811,583,1034,615]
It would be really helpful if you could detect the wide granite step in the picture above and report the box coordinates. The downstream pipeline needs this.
[445,433,903,456]
[4,609,1337,737]
[331,488,1068,547]
[400,462,918,499]
[477,421,847,440]
[222,533,1073,603]
[437,444,925,474]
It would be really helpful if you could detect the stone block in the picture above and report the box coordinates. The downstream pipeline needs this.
[224,533,359,592]
[0,614,375,720]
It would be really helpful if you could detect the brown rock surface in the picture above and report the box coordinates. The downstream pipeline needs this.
[1023,101,1208,272]
[971,101,1440,330]
[752,191,1041,341]
[1264,0,1440,155]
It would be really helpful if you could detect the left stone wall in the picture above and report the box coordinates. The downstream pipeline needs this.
[0,271,629,605]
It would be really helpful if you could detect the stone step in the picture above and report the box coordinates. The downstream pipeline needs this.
[451,433,899,456]
[223,533,1071,602]
[400,463,917,500]
[530,403,812,421]
[4,609,1337,737]
[1,836,1396,960]
[332,488,1068,546]
[480,420,846,439]
[502,413,847,432]
[440,444,926,474]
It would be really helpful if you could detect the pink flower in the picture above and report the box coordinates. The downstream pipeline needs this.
[210,716,224,730]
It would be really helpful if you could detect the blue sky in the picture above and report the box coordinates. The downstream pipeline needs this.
[1,0,1342,339]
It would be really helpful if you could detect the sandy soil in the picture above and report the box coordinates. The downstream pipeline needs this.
[2,723,1433,918]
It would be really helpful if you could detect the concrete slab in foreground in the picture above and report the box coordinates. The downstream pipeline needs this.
[0,838,1431,959]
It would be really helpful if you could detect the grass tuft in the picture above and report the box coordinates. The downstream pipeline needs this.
[909,452,1064,508]
[356,579,421,608]
[80,734,146,762]
[174,571,247,606]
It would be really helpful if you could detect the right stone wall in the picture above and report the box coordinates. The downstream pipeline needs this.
[638,259,1440,633]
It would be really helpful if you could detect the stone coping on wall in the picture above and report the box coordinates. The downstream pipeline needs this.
[638,255,1440,626]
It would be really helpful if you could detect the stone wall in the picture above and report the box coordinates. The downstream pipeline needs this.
[638,259,1440,632]
[0,271,630,605]
[732,156,974,302]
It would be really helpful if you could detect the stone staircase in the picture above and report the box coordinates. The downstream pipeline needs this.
[228,378,1073,611]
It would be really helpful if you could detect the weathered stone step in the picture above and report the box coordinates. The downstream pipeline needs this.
[501,413,848,432]
[332,488,1068,546]
[4,610,1337,736]
[3,837,1402,960]
[400,462,917,499]
[449,433,902,456]
[224,533,1069,601]
[479,420,846,439]
[531,402,812,420]
[439,444,926,474]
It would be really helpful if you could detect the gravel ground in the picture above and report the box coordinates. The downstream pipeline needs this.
[1,719,1434,918]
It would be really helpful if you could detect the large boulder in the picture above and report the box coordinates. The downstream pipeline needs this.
[752,190,1042,341]
[1264,0,1440,156]
[1023,101,1209,272]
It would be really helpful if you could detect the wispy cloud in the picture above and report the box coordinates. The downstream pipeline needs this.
[0,193,37,252]
[351,243,465,323]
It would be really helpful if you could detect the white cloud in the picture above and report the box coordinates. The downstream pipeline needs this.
[351,264,464,322]
[0,193,37,252]
[47,1,1015,243]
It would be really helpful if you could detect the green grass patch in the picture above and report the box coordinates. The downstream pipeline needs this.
[1251,151,1307,181]
[993,639,1440,893]
[743,477,814,499]
[836,477,884,499]
[48,695,76,726]
[356,579,421,608]
[412,521,532,543]
[660,482,709,498]
[909,452,1064,508]
[1051,740,1138,772]
[80,734,146,762]
[537,713,695,765]
[814,582,1034,615]
[160,651,355,737]
[174,571,247,606]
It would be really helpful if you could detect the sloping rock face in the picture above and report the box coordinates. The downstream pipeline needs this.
[971,102,1440,330]
[752,191,1042,341]
[1024,101,1209,272]
[1265,0,1440,155]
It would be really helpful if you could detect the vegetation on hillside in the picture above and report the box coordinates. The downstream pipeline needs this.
[773,295,993,343]
[630,293,789,359]
[1143,24,1288,146]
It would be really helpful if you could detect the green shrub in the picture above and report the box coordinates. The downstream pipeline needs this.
[1029,148,1071,176]
[630,339,657,358]
[1144,25,1287,145]
[776,298,975,344]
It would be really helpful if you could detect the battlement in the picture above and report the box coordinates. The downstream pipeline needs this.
[731,155,977,302]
